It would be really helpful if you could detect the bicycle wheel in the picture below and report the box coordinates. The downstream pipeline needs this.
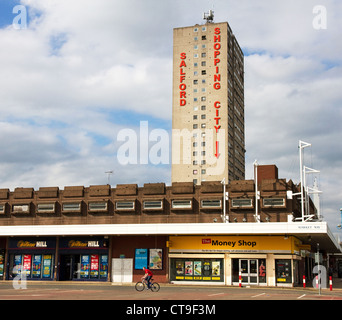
[135,281,145,292]
[150,282,160,292]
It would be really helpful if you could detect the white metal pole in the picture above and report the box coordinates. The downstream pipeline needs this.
[299,141,311,221]
[221,178,227,223]
[253,160,259,223]
[299,142,304,221]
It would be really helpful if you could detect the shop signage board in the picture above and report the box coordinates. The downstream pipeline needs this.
[169,236,301,254]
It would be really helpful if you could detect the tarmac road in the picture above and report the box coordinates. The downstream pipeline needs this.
[0,281,342,301]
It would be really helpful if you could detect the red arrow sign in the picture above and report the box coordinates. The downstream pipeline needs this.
[215,141,220,158]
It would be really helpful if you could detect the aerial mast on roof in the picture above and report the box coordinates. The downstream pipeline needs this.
[203,10,214,23]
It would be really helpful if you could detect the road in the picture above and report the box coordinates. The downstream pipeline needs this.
[0,281,342,301]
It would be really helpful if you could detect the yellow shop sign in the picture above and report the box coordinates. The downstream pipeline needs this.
[169,236,301,254]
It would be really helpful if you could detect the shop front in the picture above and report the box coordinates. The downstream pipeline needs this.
[168,235,302,287]
[58,237,109,281]
[7,237,56,280]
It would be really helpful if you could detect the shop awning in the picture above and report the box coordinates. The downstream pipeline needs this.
[0,221,340,253]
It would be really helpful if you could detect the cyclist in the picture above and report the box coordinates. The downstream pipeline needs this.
[142,266,153,290]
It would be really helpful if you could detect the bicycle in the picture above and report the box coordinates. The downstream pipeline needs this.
[135,278,160,292]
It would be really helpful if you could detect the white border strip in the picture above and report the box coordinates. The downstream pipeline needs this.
[0,222,339,251]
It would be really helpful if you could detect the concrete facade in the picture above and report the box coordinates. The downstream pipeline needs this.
[172,22,245,184]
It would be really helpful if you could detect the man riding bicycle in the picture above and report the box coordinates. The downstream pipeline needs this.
[142,267,153,289]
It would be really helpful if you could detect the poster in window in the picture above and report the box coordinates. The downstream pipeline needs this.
[32,255,42,278]
[194,261,202,275]
[176,261,184,275]
[43,255,52,278]
[135,249,148,270]
[149,249,162,270]
[80,255,90,278]
[0,254,4,277]
[276,259,292,283]
[212,261,220,276]
[100,255,108,279]
[13,255,22,275]
[185,261,193,275]
[90,254,99,278]
[23,255,31,276]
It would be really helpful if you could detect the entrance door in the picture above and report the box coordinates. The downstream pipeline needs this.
[112,259,133,283]
[59,255,73,281]
[240,259,258,285]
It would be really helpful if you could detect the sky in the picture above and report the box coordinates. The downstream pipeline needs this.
[0,0,341,232]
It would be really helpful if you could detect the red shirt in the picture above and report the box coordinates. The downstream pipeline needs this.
[145,268,153,276]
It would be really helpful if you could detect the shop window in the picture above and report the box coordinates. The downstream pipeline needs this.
[116,201,135,211]
[171,258,223,282]
[0,204,5,214]
[9,254,54,280]
[62,202,81,213]
[59,254,108,280]
[143,200,163,210]
[88,201,108,212]
[276,259,292,284]
[201,199,221,208]
[263,198,285,207]
[12,204,30,214]
[37,203,55,213]
[171,199,192,209]
[231,199,253,208]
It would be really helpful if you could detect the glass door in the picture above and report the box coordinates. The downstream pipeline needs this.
[239,259,259,285]
[249,259,258,284]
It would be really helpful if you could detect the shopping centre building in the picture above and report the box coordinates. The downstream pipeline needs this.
[0,16,340,287]
[0,165,340,287]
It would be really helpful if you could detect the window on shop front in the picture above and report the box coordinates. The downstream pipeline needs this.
[59,254,108,280]
[275,259,292,284]
[9,254,54,280]
[170,258,224,282]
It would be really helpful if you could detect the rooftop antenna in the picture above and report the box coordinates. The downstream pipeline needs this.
[105,170,113,185]
[203,9,214,23]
